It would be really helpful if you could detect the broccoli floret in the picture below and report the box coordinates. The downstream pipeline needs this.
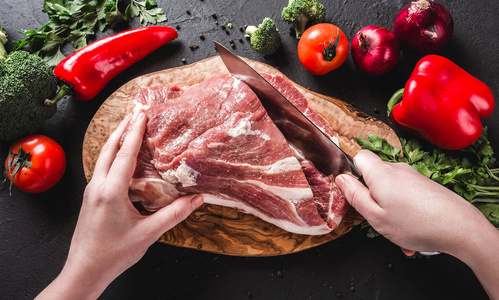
[245,18,282,56]
[282,0,325,39]
[0,24,58,142]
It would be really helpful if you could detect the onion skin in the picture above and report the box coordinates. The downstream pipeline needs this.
[351,25,400,76]
[393,0,454,53]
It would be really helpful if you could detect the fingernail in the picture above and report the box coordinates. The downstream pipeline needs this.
[335,175,346,187]
[401,248,417,257]
[123,113,133,122]
[132,112,146,122]
[352,156,361,173]
[190,194,204,209]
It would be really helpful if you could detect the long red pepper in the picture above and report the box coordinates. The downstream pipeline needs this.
[387,55,495,150]
[51,26,178,102]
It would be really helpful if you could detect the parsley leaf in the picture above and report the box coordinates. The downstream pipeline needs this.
[13,0,167,66]
[356,129,499,233]
[355,134,401,162]
[126,0,167,26]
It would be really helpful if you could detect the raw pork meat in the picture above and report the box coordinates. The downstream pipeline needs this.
[127,74,348,235]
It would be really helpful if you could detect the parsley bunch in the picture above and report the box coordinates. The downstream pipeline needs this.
[13,0,167,66]
[356,130,499,233]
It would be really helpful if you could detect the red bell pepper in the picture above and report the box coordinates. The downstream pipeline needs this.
[50,26,178,102]
[387,55,495,150]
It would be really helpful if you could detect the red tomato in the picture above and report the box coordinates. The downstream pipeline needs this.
[4,135,66,193]
[298,23,350,75]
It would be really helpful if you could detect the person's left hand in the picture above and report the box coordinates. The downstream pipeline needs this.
[37,112,203,299]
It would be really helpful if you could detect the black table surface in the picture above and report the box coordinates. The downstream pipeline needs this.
[1,1,498,299]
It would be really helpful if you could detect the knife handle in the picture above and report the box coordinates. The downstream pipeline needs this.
[357,175,366,187]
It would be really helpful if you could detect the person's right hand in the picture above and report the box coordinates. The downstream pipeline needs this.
[335,150,499,299]
[335,149,492,256]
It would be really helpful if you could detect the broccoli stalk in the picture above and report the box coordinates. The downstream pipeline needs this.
[0,23,61,142]
[245,18,282,56]
[0,26,7,61]
[282,0,326,39]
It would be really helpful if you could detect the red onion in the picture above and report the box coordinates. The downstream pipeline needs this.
[351,25,400,76]
[393,0,454,53]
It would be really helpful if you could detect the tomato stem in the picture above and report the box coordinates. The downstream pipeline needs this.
[3,147,32,195]
[322,27,340,62]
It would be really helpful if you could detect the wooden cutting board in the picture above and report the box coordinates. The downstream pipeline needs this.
[82,56,400,256]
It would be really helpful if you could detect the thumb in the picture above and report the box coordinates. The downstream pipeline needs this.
[335,174,381,220]
[141,194,204,239]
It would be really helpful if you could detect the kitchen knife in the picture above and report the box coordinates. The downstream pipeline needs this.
[214,43,441,256]
[214,41,362,179]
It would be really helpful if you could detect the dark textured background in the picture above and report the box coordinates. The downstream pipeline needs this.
[1,0,498,299]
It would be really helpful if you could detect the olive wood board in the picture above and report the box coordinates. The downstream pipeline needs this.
[82,55,401,257]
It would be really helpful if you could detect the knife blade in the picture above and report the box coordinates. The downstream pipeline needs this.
[214,41,362,179]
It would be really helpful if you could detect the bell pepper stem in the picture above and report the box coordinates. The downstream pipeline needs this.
[387,88,405,116]
[45,84,73,106]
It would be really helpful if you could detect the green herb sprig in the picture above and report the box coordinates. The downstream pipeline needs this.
[356,129,499,234]
[12,0,167,66]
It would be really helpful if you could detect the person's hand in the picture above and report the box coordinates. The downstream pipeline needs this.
[335,149,490,255]
[37,112,203,299]
[335,150,499,299]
